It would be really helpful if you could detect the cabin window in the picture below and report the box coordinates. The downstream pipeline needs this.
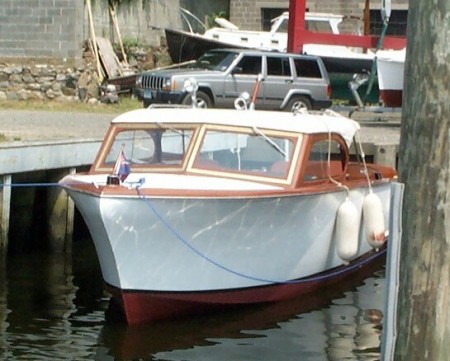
[267,56,291,77]
[193,128,297,178]
[306,20,334,33]
[103,128,194,168]
[304,138,345,182]
[261,8,288,31]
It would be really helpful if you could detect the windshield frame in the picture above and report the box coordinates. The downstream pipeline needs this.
[191,51,239,71]
[187,124,302,185]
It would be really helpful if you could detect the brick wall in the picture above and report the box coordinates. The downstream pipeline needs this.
[0,0,83,61]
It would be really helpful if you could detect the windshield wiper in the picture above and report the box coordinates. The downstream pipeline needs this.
[156,122,191,137]
[252,126,287,158]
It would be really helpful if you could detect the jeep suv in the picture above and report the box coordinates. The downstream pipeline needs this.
[135,49,332,111]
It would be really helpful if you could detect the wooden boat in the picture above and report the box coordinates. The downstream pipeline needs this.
[166,12,375,75]
[376,48,405,107]
[60,103,401,324]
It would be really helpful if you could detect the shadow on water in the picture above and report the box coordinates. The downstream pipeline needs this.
[0,232,386,361]
[99,256,386,361]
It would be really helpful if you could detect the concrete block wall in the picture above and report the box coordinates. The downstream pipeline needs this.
[230,0,409,31]
[89,0,181,48]
[0,0,181,62]
[0,0,84,61]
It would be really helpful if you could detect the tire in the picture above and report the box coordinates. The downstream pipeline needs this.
[181,91,213,108]
[284,95,312,112]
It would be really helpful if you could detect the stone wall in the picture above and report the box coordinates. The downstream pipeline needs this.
[0,57,99,103]
[0,0,181,103]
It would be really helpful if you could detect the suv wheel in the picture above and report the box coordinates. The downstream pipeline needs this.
[181,91,212,108]
[284,96,312,112]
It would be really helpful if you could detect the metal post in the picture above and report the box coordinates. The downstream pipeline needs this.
[0,174,11,255]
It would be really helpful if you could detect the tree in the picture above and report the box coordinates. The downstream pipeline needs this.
[395,0,450,359]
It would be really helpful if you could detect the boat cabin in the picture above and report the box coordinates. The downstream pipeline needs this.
[91,107,394,190]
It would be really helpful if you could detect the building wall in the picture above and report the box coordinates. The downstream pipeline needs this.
[181,0,230,28]
[0,0,84,61]
[0,0,181,62]
[229,0,409,31]
[89,0,181,48]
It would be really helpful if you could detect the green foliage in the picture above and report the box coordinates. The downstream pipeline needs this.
[117,37,141,53]
[205,11,229,29]
[88,0,141,9]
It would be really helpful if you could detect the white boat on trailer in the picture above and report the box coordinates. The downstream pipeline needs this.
[60,98,402,324]
[166,11,375,74]
[376,48,406,108]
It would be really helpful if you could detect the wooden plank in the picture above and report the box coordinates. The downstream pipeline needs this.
[96,37,123,78]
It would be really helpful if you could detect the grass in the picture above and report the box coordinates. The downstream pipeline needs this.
[0,96,142,114]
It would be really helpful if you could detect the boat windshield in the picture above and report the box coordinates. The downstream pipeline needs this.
[272,17,334,34]
[192,127,299,179]
[192,51,239,71]
[102,127,195,169]
[306,20,334,33]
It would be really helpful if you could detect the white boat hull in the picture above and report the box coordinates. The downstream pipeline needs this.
[66,182,392,293]
[376,49,406,107]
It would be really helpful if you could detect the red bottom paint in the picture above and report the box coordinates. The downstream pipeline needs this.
[105,248,386,325]
[380,89,403,108]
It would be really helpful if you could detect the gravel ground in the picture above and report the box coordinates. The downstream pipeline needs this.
[0,108,401,146]
[0,110,113,143]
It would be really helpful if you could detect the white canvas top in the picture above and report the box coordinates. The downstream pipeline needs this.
[111,108,360,146]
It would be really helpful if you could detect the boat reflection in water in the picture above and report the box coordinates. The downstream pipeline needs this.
[1,236,385,360]
[98,256,385,361]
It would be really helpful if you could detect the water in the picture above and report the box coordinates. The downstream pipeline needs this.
[0,236,386,360]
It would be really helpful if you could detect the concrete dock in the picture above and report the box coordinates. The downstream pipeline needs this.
[0,108,401,255]
[0,109,401,144]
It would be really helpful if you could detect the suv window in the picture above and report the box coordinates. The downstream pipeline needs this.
[236,56,262,75]
[193,51,239,71]
[267,56,291,76]
[294,58,322,78]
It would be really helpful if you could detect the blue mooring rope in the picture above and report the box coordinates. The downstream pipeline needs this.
[0,182,62,188]
[0,181,385,285]
[135,187,385,285]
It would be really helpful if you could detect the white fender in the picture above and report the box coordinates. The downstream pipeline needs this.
[363,192,386,249]
[336,198,360,262]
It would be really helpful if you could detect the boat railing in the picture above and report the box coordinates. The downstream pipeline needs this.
[178,7,206,34]
[147,104,192,110]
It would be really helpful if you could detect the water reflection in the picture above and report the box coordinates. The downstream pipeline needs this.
[99,260,385,360]
[0,236,386,360]
[0,240,107,360]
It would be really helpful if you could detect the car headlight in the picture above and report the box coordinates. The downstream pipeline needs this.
[162,78,172,91]
[135,75,142,88]
[183,78,198,93]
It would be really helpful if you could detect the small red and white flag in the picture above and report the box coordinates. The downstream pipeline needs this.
[113,146,130,182]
